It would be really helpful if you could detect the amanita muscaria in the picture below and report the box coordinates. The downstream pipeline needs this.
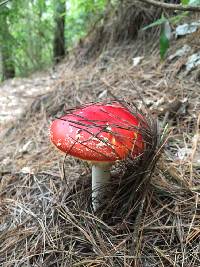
[49,101,145,210]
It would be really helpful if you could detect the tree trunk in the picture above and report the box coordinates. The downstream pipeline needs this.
[1,45,15,80]
[53,0,66,64]
[0,9,15,80]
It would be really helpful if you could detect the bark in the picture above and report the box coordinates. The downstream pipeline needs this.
[53,1,66,64]
[0,10,15,80]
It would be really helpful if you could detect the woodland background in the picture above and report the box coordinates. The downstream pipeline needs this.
[0,0,107,80]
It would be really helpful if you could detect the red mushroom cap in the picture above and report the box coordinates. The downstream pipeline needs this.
[49,102,145,162]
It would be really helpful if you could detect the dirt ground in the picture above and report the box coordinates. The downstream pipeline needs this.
[0,21,200,266]
[0,64,67,131]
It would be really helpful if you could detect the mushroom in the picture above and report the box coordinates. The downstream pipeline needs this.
[49,101,145,210]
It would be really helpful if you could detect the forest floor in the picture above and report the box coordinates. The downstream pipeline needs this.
[0,65,64,131]
[0,23,200,266]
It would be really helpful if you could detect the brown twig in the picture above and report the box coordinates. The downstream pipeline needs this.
[139,0,200,12]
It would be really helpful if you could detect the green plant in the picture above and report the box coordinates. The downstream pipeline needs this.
[142,0,200,60]
[0,0,107,80]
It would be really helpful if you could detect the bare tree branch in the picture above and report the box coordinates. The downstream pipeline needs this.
[139,0,200,12]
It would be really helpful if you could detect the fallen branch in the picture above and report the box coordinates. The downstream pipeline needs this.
[139,0,200,12]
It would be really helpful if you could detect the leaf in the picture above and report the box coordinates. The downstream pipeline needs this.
[160,21,171,60]
[143,11,188,32]
[169,11,189,24]
[142,16,167,30]
[181,0,189,5]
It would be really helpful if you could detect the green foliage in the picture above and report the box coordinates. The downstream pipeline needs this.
[160,20,170,60]
[65,0,107,47]
[0,0,54,78]
[142,16,168,30]
[142,11,189,31]
[143,0,200,60]
[0,0,107,79]
[181,0,189,5]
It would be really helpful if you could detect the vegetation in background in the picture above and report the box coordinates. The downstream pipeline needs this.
[1,0,200,80]
[0,0,107,80]
[65,0,107,46]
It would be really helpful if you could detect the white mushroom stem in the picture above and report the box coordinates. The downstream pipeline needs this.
[92,163,111,211]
